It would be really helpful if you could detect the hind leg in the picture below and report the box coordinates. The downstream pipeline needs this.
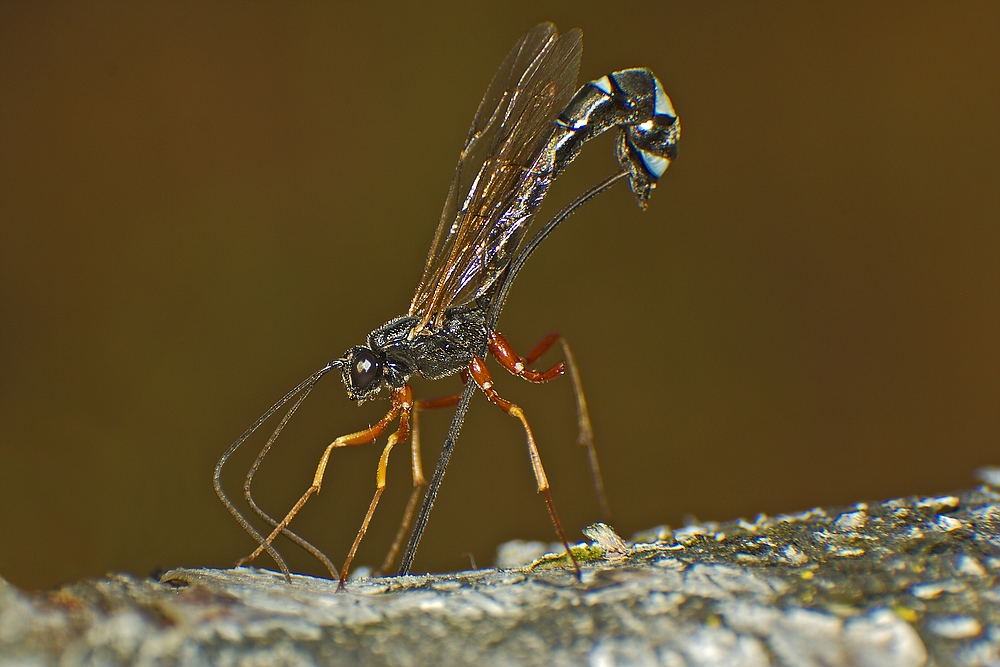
[489,331,610,520]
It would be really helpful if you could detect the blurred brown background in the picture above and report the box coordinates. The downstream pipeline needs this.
[1,2,997,591]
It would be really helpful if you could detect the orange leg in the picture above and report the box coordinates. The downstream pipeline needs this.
[489,331,610,521]
[558,339,610,522]
[238,386,408,569]
[489,331,565,382]
[377,389,464,576]
[337,385,415,588]
[523,332,561,365]
[468,356,581,580]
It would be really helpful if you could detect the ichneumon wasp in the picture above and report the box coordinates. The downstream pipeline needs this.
[215,22,681,587]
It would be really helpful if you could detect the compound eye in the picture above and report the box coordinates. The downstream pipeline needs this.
[350,350,381,392]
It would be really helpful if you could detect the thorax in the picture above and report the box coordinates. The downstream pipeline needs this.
[368,303,489,386]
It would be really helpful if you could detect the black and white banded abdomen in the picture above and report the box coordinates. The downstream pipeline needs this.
[552,68,681,207]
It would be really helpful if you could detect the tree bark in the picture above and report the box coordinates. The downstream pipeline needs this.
[2,485,999,666]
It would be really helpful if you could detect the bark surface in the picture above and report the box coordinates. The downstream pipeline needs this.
[2,485,999,666]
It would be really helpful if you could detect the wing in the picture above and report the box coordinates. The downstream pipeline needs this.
[408,23,582,331]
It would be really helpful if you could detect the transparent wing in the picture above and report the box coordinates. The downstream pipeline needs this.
[408,23,582,330]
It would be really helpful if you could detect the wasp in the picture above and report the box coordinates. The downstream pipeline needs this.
[215,22,680,586]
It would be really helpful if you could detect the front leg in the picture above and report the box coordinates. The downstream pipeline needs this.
[338,385,414,588]
[238,387,407,568]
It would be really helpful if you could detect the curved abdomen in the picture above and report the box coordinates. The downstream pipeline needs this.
[552,68,681,207]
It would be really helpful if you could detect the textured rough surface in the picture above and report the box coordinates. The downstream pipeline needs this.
[3,485,1000,666]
